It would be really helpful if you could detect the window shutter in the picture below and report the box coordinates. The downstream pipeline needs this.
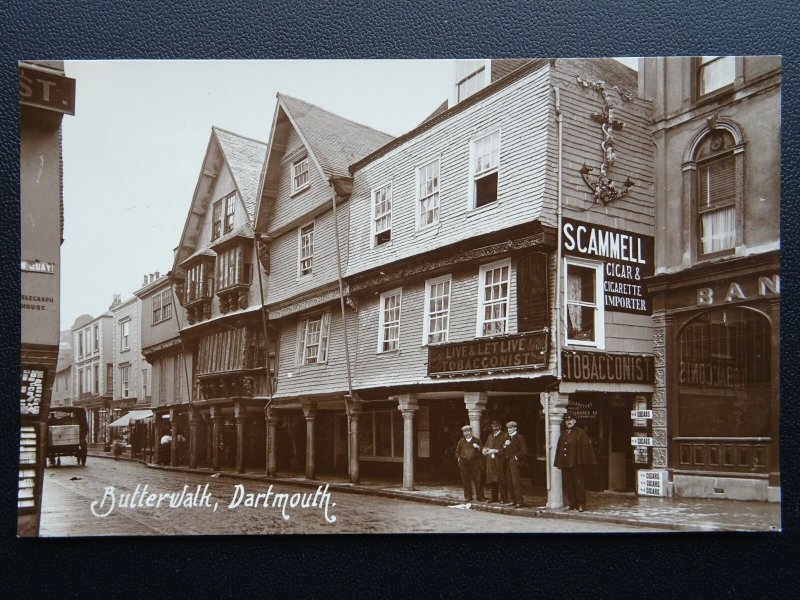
[516,252,549,332]
[319,312,331,362]
[699,154,736,208]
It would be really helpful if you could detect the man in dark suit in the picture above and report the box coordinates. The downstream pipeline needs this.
[482,420,508,503]
[503,421,528,507]
[554,412,597,512]
[455,425,484,502]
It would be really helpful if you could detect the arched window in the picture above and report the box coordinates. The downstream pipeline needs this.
[683,121,744,260]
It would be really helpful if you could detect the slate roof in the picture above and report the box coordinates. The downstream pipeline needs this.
[278,94,395,180]
[214,127,268,220]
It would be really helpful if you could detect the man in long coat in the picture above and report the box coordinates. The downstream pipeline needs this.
[482,420,508,503]
[503,421,528,507]
[554,412,597,512]
[455,425,484,502]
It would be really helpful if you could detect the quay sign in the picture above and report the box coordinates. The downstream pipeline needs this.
[561,350,654,384]
[562,218,654,315]
[427,331,548,376]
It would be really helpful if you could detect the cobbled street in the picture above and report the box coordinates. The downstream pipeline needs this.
[40,458,654,535]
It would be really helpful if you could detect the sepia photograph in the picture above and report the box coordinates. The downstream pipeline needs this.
[19,56,781,537]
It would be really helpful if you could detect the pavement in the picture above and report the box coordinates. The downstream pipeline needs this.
[89,450,781,532]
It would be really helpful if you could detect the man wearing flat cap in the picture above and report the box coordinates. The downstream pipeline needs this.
[455,425,485,502]
[482,420,509,503]
[502,421,528,507]
[554,412,596,512]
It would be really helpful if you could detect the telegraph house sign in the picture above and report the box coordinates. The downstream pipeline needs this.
[562,218,654,315]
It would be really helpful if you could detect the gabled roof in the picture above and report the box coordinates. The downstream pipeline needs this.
[213,127,267,220]
[277,94,394,180]
[172,127,267,273]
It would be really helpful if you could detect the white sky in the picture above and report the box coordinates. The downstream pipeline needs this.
[60,58,639,329]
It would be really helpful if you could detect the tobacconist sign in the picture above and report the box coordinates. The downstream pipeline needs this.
[428,331,548,376]
[562,218,654,315]
[562,350,655,384]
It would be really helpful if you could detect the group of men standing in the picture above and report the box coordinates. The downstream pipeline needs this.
[454,413,596,511]
[454,420,528,508]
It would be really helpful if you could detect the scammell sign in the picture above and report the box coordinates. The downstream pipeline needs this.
[427,331,548,376]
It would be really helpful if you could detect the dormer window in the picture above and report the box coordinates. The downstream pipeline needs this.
[224,193,236,234]
[455,60,487,103]
[212,200,223,240]
[292,157,309,194]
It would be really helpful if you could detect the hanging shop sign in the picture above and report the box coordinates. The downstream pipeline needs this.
[427,331,548,376]
[561,350,654,384]
[634,446,649,464]
[637,469,667,496]
[631,436,654,446]
[562,218,654,315]
[631,409,653,420]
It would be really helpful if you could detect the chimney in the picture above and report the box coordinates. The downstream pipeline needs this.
[149,273,155,283]
[109,294,121,309]
[143,274,149,286]
[155,271,161,279]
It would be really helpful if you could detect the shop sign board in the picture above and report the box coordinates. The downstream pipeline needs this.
[634,446,649,464]
[428,331,548,376]
[638,470,667,496]
[562,350,654,384]
[631,409,653,420]
[19,66,76,115]
[562,217,654,315]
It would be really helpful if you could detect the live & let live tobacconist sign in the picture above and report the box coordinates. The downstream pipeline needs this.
[562,218,654,315]
[428,332,548,376]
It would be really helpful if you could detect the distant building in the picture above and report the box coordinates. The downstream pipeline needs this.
[642,56,781,501]
[72,307,114,446]
[111,293,148,414]
[51,329,73,408]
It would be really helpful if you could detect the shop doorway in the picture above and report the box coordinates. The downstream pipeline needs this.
[568,394,637,493]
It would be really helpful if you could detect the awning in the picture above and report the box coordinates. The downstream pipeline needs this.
[108,409,154,428]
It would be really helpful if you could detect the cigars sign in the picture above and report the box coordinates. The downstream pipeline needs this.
[427,331,548,376]
[562,218,654,315]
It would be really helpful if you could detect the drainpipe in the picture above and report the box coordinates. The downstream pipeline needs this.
[546,85,566,492]
[254,232,275,472]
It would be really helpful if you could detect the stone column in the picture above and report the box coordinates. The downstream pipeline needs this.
[189,407,199,469]
[396,394,419,490]
[169,409,178,467]
[210,406,222,472]
[266,407,280,477]
[541,391,569,509]
[346,396,362,484]
[235,401,247,474]
[463,392,487,438]
[303,400,317,480]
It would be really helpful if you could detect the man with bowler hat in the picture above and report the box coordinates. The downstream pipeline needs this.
[503,421,528,507]
[554,412,596,512]
[482,420,508,503]
[455,425,484,502]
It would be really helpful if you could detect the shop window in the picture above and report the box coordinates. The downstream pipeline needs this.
[358,410,403,460]
[371,182,392,246]
[456,60,486,102]
[417,158,440,228]
[470,130,500,209]
[423,275,451,345]
[477,259,510,337]
[378,288,402,352]
[565,260,604,348]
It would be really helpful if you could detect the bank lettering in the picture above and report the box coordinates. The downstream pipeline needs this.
[697,275,779,306]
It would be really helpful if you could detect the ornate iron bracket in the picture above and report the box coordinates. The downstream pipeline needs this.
[576,76,635,205]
